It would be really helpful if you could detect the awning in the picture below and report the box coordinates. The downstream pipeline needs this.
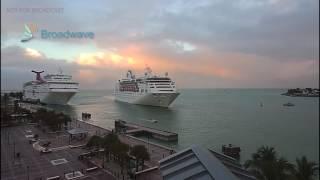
[67,128,88,135]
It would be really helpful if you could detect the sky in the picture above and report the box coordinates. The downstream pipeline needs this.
[1,0,319,90]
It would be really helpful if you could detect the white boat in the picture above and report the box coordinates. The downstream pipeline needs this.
[147,118,158,123]
[283,102,295,107]
[114,67,180,107]
[150,119,158,123]
[23,70,79,105]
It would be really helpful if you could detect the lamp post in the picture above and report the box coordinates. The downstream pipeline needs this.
[13,142,15,160]
[102,154,105,168]
[147,134,150,153]
[27,166,29,180]
[7,132,9,145]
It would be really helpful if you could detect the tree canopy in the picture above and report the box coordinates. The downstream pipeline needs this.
[32,108,71,131]
[245,146,318,180]
[294,156,318,180]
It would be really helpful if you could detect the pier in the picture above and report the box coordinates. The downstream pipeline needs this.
[115,120,178,141]
[75,119,176,168]
[18,102,53,113]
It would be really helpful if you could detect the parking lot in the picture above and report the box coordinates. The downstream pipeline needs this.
[1,125,115,180]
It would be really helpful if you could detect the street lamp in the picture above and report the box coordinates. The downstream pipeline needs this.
[147,134,150,153]
[13,142,15,160]
[7,132,10,145]
[27,166,29,180]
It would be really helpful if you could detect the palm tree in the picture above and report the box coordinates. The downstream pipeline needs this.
[44,110,59,131]
[244,146,294,180]
[101,133,130,175]
[1,107,11,125]
[103,133,120,161]
[33,108,47,123]
[275,157,295,180]
[35,110,71,131]
[110,141,129,161]
[112,141,129,173]
[56,112,71,130]
[294,156,318,180]
[86,135,103,149]
[130,145,150,172]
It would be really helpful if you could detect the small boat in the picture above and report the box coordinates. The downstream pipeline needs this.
[148,118,158,123]
[283,102,295,107]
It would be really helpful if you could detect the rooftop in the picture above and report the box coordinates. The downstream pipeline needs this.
[159,145,239,180]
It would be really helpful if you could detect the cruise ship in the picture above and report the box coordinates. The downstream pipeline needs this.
[23,70,79,105]
[114,67,180,107]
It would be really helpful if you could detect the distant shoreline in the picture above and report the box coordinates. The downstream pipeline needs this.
[281,88,319,97]
[3,88,320,92]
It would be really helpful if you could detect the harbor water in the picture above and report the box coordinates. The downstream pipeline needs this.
[48,89,319,163]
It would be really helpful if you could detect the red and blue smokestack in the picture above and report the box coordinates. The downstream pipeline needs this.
[32,70,44,82]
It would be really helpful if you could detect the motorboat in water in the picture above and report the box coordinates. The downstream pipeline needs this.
[283,102,295,107]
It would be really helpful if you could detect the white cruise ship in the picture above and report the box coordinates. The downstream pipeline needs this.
[114,67,180,107]
[23,70,79,105]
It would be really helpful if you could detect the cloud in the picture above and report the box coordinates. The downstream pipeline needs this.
[1,46,78,89]
[1,44,319,90]
[1,0,319,89]
[25,48,43,58]
[2,0,318,60]
[76,51,137,69]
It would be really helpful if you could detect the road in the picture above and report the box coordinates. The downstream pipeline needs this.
[1,125,115,180]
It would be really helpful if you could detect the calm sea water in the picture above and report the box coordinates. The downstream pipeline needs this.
[48,89,319,163]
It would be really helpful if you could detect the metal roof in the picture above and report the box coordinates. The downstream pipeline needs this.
[209,150,257,180]
[159,145,239,180]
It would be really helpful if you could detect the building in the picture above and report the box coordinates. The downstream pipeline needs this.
[158,145,256,180]
[210,150,256,180]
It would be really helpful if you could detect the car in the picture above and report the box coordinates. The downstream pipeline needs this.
[26,130,32,133]
[25,134,34,138]
[41,148,52,153]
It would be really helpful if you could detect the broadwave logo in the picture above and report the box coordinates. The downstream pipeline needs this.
[21,24,37,42]
[21,23,94,42]
[41,30,94,39]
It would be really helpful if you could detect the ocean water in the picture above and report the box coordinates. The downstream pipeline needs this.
[48,89,319,163]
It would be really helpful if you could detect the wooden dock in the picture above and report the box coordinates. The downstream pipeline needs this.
[115,120,178,141]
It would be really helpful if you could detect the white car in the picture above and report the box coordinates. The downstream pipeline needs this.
[25,134,34,138]
[41,148,52,153]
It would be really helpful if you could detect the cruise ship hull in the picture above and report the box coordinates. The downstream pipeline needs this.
[115,92,180,107]
[41,91,77,105]
[23,71,79,105]
[24,91,77,105]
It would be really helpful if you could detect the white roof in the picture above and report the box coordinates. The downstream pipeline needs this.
[67,128,88,135]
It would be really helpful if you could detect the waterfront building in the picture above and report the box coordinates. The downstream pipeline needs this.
[159,145,256,180]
